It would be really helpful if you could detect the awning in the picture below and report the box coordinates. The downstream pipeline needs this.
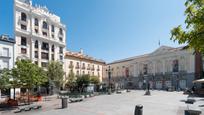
[193,78,204,83]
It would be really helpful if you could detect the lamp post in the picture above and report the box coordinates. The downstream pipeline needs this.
[106,66,112,95]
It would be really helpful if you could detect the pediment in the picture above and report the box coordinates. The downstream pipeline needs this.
[150,46,173,56]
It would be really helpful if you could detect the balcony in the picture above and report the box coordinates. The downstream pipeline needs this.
[97,68,100,71]
[19,18,28,25]
[91,68,95,71]
[82,66,86,70]
[69,65,74,69]
[87,67,90,70]
[75,66,80,69]
[155,72,163,76]
[0,52,11,58]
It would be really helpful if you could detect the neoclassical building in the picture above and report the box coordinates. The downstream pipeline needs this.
[14,0,66,68]
[104,46,204,90]
[64,49,106,82]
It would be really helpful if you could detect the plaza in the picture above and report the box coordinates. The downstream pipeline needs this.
[1,90,204,115]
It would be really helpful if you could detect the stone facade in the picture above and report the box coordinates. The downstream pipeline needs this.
[104,46,200,90]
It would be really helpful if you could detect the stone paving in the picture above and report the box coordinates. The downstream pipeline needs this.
[1,90,204,115]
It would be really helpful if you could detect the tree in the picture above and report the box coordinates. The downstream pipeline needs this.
[47,61,64,91]
[90,76,100,85]
[0,68,11,89]
[76,74,90,93]
[171,0,204,54]
[65,70,76,92]
[12,60,47,103]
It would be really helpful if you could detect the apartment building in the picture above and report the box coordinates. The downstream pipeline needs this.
[64,49,106,82]
[14,0,66,68]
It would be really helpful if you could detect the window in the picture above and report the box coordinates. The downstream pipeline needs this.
[42,32,47,36]
[92,72,94,76]
[60,55,63,60]
[59,47,63,54]
[76,71,79,75]
[21,12,27,21]
[59,28,63,35]
[35,40,38,48]
[41,62,48,67]
[2,48,9,57]
[52,34,54,38]
[34,51,38,58]
[35,29,38,33]
[172,60,179,72]
[21,48,27,54]
[42,21,48,29]
[59,37,63,42]
[82,71,85,75]
[51,45,54,52]
[34,61,38,65]
[21,24,27,30]
[69,61,73,68]
[51,54,54,60]
[82,63,85,69]
[41,42,49,51]
[51,25,55,32]
[34,18,38,26]
[21,36,27,46]
[2,60,9,69]
[41,52,49,60]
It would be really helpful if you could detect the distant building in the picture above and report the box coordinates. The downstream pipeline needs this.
[64,49,106,82]
[0,35,15,99]
[104,46,203,90]
[14,0,66,68]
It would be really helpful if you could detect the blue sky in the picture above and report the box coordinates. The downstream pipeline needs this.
[0,0,186,62]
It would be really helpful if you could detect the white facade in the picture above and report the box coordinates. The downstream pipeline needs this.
[105,46,196,90]
[0,35,15,70]
[64,50,105,82]
[0,35,15,99]
[14,0,66,68]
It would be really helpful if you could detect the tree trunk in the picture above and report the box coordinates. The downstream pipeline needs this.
[27,88,30,105]
[13,88,16,100]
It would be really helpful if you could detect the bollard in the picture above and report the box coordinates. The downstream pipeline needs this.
[134,104,143,115]
[61,97,68,109]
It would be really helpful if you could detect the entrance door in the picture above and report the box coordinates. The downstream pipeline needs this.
[156,81,162,89]
[179,80,186,90]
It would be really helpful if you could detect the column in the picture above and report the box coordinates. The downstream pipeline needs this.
[38,41,42,67]
[49,43,52,61]
[54,45,58,61]
[31,39,35,62]
[162,59,165,74]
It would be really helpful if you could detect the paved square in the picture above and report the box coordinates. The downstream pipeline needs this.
[2,90,204,115]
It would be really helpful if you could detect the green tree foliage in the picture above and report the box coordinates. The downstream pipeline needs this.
[90,76,100,85]
[65,70,76,91]
[12,60,47,89]
[171,0,204,53]
[0,68,11,89]
[76,74,91,92]
[47,61,64,89]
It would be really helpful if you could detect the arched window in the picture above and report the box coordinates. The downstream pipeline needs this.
[51,45,54,52]
[21,12,27,21]
[59,28,63,35]
[34,18,38,26]
[51,25,55,32]
[43,21,48,29]
[35,40,38,48]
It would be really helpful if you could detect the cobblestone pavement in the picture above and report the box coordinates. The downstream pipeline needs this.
[1,90,204,115]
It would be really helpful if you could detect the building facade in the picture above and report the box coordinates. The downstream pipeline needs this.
[64,49,106,82]
[0,35,15,99]
[14,0,66,68]
[104,46,202,90]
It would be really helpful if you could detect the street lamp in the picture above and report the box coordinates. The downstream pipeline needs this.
[106,66,112,94]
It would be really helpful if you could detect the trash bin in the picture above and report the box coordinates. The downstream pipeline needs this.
[134,104,143,115]
[61,97,68,109]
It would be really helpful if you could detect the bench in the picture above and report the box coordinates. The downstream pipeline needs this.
[69,98,83,103]
[14,105,42,113]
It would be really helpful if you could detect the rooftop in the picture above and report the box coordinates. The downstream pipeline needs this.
[0,35,15,43]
